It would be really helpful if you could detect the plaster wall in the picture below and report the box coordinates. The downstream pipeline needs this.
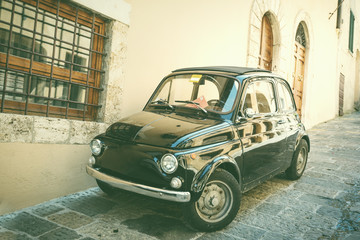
[0,143,95,215]
[123,0,253,118]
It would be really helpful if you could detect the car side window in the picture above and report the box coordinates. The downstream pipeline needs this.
[278,82,295,112]
[242,80,276,115]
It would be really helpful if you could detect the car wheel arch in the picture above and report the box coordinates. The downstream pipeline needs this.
[190,155,241,201]
[294,133,310,153]
[302,135,310,152]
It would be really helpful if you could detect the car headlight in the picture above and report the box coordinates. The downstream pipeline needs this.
[90,139,103,156]
[160,154,178,174]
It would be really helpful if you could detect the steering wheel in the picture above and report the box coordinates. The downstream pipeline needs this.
[207,99,225,110]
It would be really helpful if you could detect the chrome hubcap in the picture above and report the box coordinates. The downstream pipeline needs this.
[296,147,307,174]
[195,180,233,223]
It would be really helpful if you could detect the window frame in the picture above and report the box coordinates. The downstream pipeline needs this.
[336,0,342,29]
[0,0,106,121]
[349,10,355,53]
[239,77,278,118]
[276,79,296,113]
[146,73,241,116]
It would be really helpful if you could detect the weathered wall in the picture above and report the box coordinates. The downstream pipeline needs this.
[100,21,129,124]
[0,114,108,144]
[0,3,130,214]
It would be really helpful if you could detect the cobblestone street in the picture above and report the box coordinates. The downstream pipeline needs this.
[1,112,359,240]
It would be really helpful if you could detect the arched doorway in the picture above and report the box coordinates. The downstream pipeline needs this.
[259,14,273,71]
[293,22,307,117]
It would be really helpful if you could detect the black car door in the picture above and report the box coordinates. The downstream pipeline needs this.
[276,79,301,165]
[235,77,288,189]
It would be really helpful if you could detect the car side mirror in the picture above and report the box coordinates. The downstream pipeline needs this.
[244,108,255,118]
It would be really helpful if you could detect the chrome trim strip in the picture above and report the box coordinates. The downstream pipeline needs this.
[86,165,191,203]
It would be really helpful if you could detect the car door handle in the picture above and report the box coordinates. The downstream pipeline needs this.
[278,119,286,124]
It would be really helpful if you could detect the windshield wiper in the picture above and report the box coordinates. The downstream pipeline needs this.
[151,99,174,110]
[175,100,208,114]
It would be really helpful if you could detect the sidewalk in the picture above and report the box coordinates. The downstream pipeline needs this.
[0,112,359,240]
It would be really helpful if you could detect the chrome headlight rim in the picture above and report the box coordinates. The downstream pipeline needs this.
[160,153,178,174]
[90,139,103,156]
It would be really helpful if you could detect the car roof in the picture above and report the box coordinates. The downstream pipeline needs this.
[172,66,271,76]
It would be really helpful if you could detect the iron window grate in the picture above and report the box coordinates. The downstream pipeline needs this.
[0,0,106,121]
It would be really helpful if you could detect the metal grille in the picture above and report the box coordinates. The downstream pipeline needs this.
[0,0,107,121]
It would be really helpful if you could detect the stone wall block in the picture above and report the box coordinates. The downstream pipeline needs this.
[34,118,70,144]
[249,25,261,44]
[0,114,33,143]
[252,1,262,20]
[270,0,280,15]
[251,12,261,29]
[98,123,109,134]
[249,38,260,56]
[99,20,128,123]
[106,21,128,88]
[103,86,124,124]
[70,121,98,145]
[247,56,259,68]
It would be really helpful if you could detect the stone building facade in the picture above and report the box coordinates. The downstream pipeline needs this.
[0,0,359,215]
[123,0,360,129]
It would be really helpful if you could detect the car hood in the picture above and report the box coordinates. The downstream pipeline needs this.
[105,111,232,148]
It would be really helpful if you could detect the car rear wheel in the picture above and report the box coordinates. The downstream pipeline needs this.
[286,139,309,180]
[96,179,117,196]
[183,169,241,232]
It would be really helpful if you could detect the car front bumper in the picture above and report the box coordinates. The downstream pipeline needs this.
[86,165,191,203]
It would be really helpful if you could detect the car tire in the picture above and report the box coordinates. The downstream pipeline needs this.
[183,169,241,232]
[96,179,117,196]
[286,139,309,180]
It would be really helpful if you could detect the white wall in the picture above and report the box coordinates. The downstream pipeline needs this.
[123,0,357,129]
[72,0,131,25]
[337,0,360,114]
[123,0,252,118]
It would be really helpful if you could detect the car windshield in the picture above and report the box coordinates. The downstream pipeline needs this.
[148,74,239,114]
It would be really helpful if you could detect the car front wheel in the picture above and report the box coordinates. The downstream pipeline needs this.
[184,169,241,232]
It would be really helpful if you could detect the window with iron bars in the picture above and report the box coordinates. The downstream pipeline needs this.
[0,0,106,121]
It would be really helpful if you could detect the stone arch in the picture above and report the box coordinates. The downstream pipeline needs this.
[247,0,284,73]
[292,11,313,119]
[292,11,313,72]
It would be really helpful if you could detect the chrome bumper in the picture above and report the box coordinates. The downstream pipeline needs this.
[86,165,191,203]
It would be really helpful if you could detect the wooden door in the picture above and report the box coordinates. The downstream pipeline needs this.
[259,15,273,71]
[292,41,306,117]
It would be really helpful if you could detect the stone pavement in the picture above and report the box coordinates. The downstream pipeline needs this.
[1,112,359,240]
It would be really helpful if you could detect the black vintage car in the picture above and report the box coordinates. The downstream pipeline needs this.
[86,66,310,231]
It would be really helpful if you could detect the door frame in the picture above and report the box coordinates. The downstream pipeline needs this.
[292,20,311,120]
[259,14,273,71]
